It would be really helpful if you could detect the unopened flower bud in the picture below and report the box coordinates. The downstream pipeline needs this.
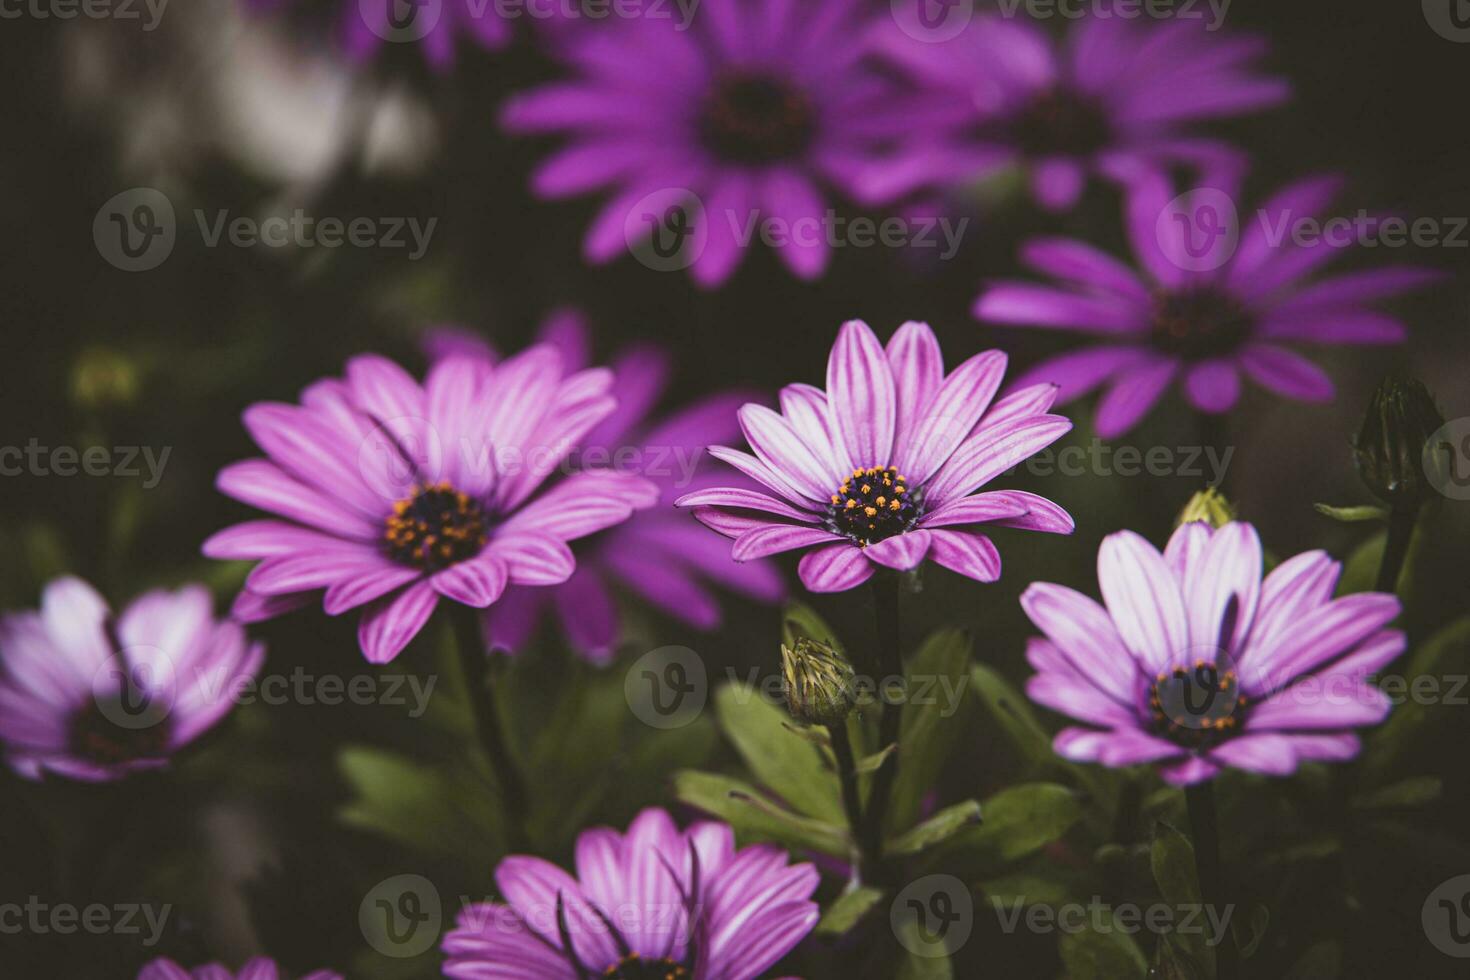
[71,347,140,410]
[1175,488,1236,529]
[780,638,855,727]
[1354,374,1445,509]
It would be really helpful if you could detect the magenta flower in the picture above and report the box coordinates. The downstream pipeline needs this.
[442,807,818,979]
[866,11,1288,210]
[499,0,925,286]
[243,0,511,70]
[0,577,264,783]
[427,311,785,662]
[975,170,1445,436]
[1021,520,1403,786]
[139,958,340,980]
[677,320,1074,593]
[204,347,658,663]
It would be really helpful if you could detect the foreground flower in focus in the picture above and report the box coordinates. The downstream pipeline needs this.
[500,0,928,286]
[442,807,819,979]
[139,958,340,980]
[975,171,1444,436]
[678,320,1074,592]
[0,578,264,782]
[243,0,511,70]
[1021,520,1403,785]
[428,312,785,661]
[204,348,657,663]
[866,10,1287,210]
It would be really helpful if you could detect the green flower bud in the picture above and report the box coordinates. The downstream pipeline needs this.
[1354,374,1445,509]
[1175,487,1236,529]
[71,347,140,410]
[780,638,856,727]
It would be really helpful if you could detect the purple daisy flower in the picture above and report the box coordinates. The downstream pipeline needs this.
[442,806,819,979]
[975,170,1445,436]
[865,10,1288,210]
[244,0,511,70]
[204,347,658,664]
[1021,520,1403,786]
[499,0,922,286]
[427,311,786,662]
[139,958,340,980]
[676,320,1074,593]
[0,577,264,783]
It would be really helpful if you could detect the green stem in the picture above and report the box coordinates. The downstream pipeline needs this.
[1186,781,1236,980]
[826,720,868,883]
[1375,504,1418,594]
[860,574,904,868]
[452,608,530,849]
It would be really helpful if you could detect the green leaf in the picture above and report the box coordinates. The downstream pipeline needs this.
[889,630,973,831]
[1150,822,1213,977]
[934,783,1082,877]
[1364,616,1470,780]
[816,886,884,936]
[895,930,954,980]
[715,683,845,822]
[672,770,849,856]
[854,742,897,775]
[1283,943,1340,980]
[1058,920,1148,980]
[980,870,1074,909]
[338,747,503,862]
[1235,904,1270,960]
[969,663,1057,771]
[1313,503,1389,523]
[887,800,983,857]
[782,602,847,660]
[1351,775,1442,810]
[1336,530,1386,596]
[1153,940,1206,980]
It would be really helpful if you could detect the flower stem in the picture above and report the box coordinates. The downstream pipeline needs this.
[1375,503,1418,594]
[825,720,867,883]
[1185,781,1236,980]
[451,608,530,850]
[859,573,905,870]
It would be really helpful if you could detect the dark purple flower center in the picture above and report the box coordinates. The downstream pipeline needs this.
[826,466,921,546]
[1148,660,1248,749]
[1150,289,1254,361]
[69,696,172,767]
[698,74,815,164]
[603,953,691,979]
[384,481,488,571]
[1005,89,1112,160]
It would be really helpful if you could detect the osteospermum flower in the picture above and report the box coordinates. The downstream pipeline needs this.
[0,578,264,783]
[975,171,1445,436]
[499,0,926,286]
[427,312,785,661]
[139,958,340,980]
[865,11,1288,210]
[204,348,658,663]
[1021,520,1403,785]
[676,320,1074,593]
[243,0,511,70]
[442,807,819,979]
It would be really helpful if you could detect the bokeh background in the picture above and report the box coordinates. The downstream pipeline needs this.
[2,1,1469,977]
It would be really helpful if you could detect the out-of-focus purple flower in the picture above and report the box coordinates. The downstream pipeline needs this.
[0,578,264,783]
[139,957,340,980]
[243,0,511,70]
[677,320,1074,593]
[442,807,819,979]
[425,311,785,663]
[975,171,1445,437]
[1021,520,1403,785]
[204,348,658,663]
[499,0,930,286]
[866,10,1289,210]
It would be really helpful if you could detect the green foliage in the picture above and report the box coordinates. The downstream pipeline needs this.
[932,783,1083,878]
[889,629,974,832]
[672,770,850,855]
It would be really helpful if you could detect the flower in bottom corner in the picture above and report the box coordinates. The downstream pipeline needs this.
[138,957,340,980]
[0,577,264,783]
[1020,519,1404,785]
[442,807,819,979]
